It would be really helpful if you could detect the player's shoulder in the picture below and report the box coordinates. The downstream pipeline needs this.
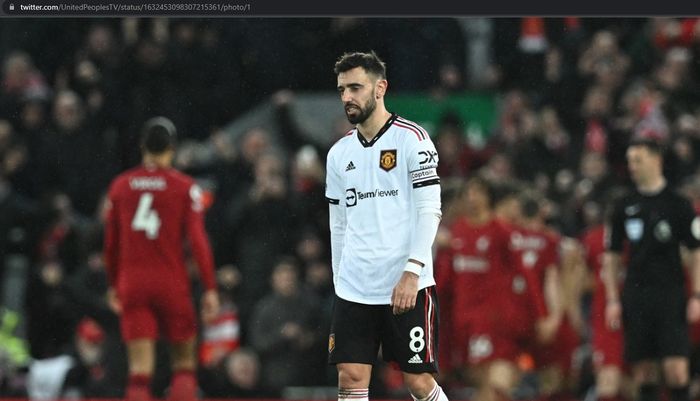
[613,188,637,208]
[494,217,517,233]
[166,168,195,184]
[164,169,198,194]
[491,218,514,236]
[109,166,142,192]
[392,115,431,146]
[542,226,562,244]
[328,129,356,154]
[664,187,693,205]
[329,128,357,153]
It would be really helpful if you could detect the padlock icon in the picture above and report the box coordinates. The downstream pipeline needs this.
[9,3,14,10]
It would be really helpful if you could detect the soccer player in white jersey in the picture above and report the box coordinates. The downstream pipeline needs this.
[325,51,448,401]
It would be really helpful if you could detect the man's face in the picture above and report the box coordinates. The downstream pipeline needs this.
[464,182,490,214]
[337,67,382,124]
[627,145,659,185]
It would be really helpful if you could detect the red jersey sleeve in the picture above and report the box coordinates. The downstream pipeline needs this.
[185,183,217,291]
[103,181,120,287]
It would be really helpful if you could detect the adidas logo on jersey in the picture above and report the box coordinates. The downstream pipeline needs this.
[345,161,356,171]
[408,354,423,364]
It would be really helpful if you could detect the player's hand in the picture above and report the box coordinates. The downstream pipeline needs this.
[687,297,700,323]
[535,313,562,345]
[605,300,622,331]
[201,289,220,324]
[107,288,122,315]
[391,271,419,315]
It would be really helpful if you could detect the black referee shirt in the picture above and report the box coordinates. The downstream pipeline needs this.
[608,185,700,290]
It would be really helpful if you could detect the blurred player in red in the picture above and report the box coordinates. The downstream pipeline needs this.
[514,193,584,401]
[581,204,627,401]
[104,117,220,401]
[437,176,546,401]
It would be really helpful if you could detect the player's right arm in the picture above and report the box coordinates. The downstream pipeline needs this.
[326,146,346,282]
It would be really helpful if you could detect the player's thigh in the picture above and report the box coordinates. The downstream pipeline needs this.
[120,298,159,341]
[328,295,382,365]
[381,286,439,374]
[154,288,197,343]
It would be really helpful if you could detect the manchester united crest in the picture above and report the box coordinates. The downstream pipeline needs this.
[328,333,335,353]
[380,149,397,172]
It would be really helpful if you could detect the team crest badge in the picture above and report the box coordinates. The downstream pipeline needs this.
[380,149,397,172]
[654,220,671,242]
[328,333,335,353]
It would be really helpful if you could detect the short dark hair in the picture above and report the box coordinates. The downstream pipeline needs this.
[628,137,665,157]
[519,191,542,218]
[141,116,176,154]
[334,51,387,79]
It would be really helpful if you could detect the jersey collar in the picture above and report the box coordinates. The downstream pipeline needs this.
[356,113,397,148]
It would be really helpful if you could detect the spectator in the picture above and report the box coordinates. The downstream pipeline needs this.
[200,348,273,398]
[249,257,322,394]
[225,152,299,327]
[61,317,122,398]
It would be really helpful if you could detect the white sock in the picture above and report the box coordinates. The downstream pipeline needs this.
[411,383,449,401]
[338,388,369,401]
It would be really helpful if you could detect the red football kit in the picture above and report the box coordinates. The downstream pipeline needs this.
[582,224,624,370]
[437,217,544,367]
[512,225,580,372]
[104,165,216,342]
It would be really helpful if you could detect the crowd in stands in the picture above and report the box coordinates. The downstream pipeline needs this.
[1,17,700,400]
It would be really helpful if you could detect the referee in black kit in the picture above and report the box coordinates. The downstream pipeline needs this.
[603,138,700,401]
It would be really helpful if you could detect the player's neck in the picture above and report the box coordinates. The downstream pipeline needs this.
[637,175,666,195]
[522,218,542,231]
[356,108,392,142]
[143,154,172,170]
[467,210,492,225]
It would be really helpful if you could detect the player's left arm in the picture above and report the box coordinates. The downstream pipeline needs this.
[678,198,700,323]
[392,136,442,315]
[185,183,219,323]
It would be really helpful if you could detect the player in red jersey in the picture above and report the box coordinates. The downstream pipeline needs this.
[437,176,544,401]
[104,117,220,401]
[514,193,584,400]
[582,218,627,401]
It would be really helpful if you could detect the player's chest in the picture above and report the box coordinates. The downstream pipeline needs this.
[339,145,406,187]
[451,227,500,256]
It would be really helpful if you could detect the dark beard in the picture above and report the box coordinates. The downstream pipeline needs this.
[345,97,376,125]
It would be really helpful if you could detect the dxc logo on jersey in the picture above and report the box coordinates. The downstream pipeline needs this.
[418,150,438,165]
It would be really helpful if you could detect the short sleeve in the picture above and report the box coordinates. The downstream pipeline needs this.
[678,197,700,250]
[607,199,625,252]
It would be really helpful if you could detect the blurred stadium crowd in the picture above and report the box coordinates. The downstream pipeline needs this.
[1,17,700,400]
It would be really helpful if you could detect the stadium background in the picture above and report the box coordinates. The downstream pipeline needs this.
[1,17,700,400]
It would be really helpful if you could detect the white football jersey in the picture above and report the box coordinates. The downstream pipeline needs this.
[326,114,440,304]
